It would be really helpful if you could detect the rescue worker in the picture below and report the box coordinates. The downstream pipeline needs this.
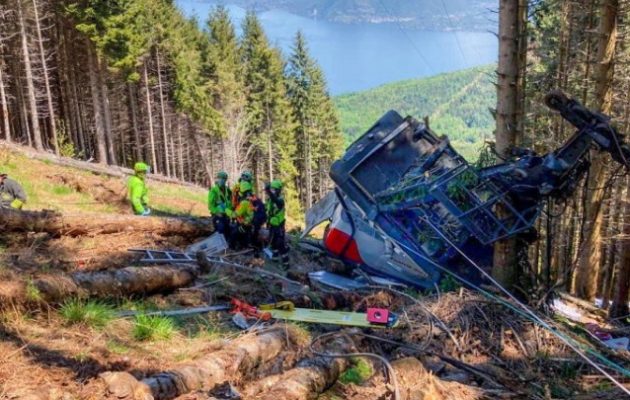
[231,170,254,210]
[234,180,266,253]
[208,171,233,243]
[0,173,27,209]
[265,179,289,267]
[128,162,151,216]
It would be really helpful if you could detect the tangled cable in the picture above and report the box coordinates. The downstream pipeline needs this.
[310,330,401,400]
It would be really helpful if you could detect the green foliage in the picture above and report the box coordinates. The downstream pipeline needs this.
[335,66,496,161]
[25,281,42,302]
[59,299,114,328]
[56,121,78,158]
[286,31,344,207]
[438,274,461,292]
[133,314,176,341]
[339,358,373,384]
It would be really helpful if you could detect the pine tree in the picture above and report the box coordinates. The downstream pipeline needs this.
[241,12,299,213]
[286,31,342,210]
[204,6,247,180]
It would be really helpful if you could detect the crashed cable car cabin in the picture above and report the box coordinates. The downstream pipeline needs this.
[303,91,630,289]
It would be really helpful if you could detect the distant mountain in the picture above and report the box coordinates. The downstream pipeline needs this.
[334,65,496,161]
[225,0,497,31]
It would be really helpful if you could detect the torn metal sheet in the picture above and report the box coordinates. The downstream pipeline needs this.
[308,270,406,291]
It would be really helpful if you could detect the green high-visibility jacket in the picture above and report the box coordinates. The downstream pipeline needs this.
[208,184,232,216]
[266,195,285,227]
[128,175,148,214]
[235,199,254,225]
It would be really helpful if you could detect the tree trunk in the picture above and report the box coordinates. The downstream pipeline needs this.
[492,0,527,289]
[127,82,142,161]
[17,0,43,151]
[0,61,10,142]
[0,208,213,237]
[143,62,158,171]
[87,43,108,163]
[155,48,171,177]
[610,176,630,318]
[574,0,618,301]
[99,57,116,164]
[246,338,351,400]
[32,0,58,154]
[34,264,201,302]
[101,329,295,400]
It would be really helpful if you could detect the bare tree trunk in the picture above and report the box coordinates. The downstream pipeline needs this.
[304,126,313,209]
[177,115,184,180]
[610,176,629,318]
[98,57,116,164]
[127,82,142,161]
[143,62,158,171]
[492,0,527,289]
[17,0,43,151]
[0,62,10,142]
[87,43,108,163]
[155,48,171,177]
[574,0,618,301]
[32,0,58,154]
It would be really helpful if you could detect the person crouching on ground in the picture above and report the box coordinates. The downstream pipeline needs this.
[208,171,233,244]
[0,173,27,210]
[128,162,151,216]
[265,179,289,267]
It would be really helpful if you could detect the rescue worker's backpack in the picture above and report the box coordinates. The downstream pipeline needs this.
[251,196,267,226]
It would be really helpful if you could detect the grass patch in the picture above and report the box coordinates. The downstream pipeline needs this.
[25,281,42,302]
[339,358,373,385]
[133,314,176,341]
[106,339,130,355]
[51,185,74,195]
[59,299,114,328]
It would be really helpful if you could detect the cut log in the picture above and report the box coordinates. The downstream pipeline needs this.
[245,336,353,400]
[33,264,203,302]
[101,327,296,400]
[0,208,212,237]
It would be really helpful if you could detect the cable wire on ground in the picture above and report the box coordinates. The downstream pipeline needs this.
[394,219,630,395]
[310,331,401,400]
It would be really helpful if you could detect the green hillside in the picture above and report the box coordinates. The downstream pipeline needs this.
[334,65,496,160]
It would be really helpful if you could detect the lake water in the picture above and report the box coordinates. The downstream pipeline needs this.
[176,1,498,95]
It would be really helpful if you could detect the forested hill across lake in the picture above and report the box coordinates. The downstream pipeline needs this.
[220,0,497,31]
[335,65,496,160]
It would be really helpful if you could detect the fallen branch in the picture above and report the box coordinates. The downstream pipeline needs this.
[197,253,306,289]
[101,327,296,400]
[0,208,212,237]
[1,140,201,187]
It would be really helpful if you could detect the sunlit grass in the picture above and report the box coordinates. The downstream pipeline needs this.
[59,299,114,329]
[132,314,176,341]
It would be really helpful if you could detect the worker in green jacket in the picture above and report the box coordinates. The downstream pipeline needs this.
[234,180,266,253]
[234,181,254,249]
[265,179,289,267]
[208,171,233,243]
[0,173,27,210]
[128,162,150,216]
[231,170,254,210]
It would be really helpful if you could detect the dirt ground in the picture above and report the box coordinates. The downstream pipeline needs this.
[1,151,629,400]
